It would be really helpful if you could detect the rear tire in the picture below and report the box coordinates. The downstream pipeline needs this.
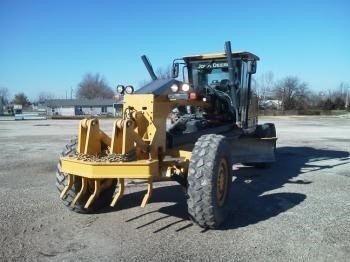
[187,134,233,229]
[56,138,116,213]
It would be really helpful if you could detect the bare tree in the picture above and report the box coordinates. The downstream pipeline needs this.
[76,73,114,99]
[251,76,257,94]
[0,87,10,104]
[331,83,348,109]
[256,71,274,102]
[156,65,172,79]
[339,82,349,109]
[308,91,324,108]
[139,65,173,87]
[273,76,309,111]
[296,81,311,110]
[37,91,55,103]
[12,92,31,107]
[314,83,349,110]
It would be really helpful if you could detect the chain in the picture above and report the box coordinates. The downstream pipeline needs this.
[71,149,137,162]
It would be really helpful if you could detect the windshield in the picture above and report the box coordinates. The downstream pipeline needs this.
[191,61,230,89]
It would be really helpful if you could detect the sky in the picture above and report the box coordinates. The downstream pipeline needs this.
[0,0,349,100]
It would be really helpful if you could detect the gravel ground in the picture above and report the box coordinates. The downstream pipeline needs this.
[0,115,349,261]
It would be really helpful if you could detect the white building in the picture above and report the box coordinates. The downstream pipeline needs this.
[260,99,282,110]
[44,99,122,117]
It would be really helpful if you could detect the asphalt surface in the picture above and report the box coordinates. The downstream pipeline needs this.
[0,115,349,261]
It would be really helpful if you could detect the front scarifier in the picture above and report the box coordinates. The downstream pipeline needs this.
[58,95,170,212]
[56,41,277,228]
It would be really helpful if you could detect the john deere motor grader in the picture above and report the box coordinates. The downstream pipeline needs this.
[56,41,276,229]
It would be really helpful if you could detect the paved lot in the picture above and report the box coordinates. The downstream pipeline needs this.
[0,115,349,261]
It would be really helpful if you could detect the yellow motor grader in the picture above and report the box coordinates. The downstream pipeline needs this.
[56,41,276,229]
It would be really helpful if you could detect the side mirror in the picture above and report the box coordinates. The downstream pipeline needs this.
[248,60,257,74]
[172,63,179,78]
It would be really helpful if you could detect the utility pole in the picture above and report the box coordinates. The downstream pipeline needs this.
[345,87,349,110]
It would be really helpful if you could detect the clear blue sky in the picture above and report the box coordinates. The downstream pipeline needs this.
[0,0,349,100]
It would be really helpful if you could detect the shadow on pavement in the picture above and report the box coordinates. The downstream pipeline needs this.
[107,146,350,231]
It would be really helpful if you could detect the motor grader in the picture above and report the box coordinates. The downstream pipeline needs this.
[56,41,276,229]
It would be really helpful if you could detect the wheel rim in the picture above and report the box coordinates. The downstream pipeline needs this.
[216,158,229,207]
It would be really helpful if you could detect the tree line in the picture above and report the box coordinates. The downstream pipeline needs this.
[1,70,349,113]
[253,72,349,112]
[0,73,114,108]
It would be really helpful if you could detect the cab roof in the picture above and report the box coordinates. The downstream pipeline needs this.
[183,51,259,62]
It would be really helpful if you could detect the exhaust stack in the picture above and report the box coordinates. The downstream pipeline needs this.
[141,55,158,81]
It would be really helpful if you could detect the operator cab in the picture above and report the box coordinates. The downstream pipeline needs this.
[183,52,258,92]
[172,51,259,128]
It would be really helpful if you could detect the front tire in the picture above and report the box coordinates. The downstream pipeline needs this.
[56,138,116,213]
[187,134,233,229]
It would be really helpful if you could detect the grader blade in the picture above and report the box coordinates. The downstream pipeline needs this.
[230,136,277,164]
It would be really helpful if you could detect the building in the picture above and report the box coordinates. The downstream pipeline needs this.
[44,98,123,117]
[259,99,282,110]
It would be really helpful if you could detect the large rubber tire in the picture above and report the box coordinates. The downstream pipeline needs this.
[187,134,233,229]
[56,138,116,213]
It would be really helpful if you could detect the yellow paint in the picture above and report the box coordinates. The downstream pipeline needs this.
[140,179,153,207]
[84,179,101,209]
[60,94,197,209]
[60,173,73,198]
[72,177,87,205]
[183,51,260,61]
[78,118,111,155]
[110,178,125,207]
[61,157,159,179]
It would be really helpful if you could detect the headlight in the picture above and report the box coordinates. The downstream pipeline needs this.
[170,84,179,92]
[125,85,134,94]
[181,83,190,92]
[116,85,125,94]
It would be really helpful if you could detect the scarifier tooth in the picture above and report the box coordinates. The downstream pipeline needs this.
[60,174,74,198]
[84,180,101,209]
[72,177,87,206]
[141,179,153,208]
[110,178,125,207]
